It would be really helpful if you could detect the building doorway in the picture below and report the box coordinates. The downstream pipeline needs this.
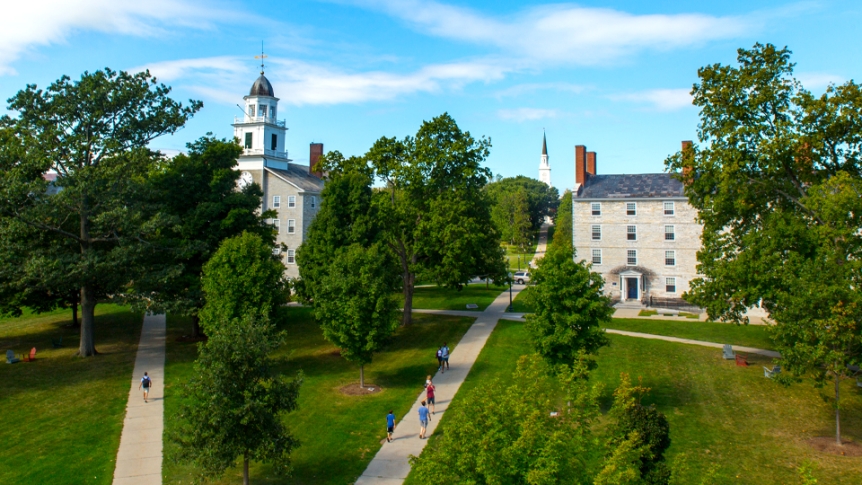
[626,277,639,300]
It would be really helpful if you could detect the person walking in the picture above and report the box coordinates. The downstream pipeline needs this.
[138,372,152,403]
[386,410,396,443]
[441,342,450,371]
[426,379,436,415]
[436,346,443,371]
[418,401,431,439]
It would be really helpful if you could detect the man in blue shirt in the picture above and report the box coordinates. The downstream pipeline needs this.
[418,401,431,439]
[386,410,396,443]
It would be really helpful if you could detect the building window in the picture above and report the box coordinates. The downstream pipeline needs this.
[272,247,281,255]
[666,277,677,293]
[248,105,255,117]
[244,132,252,149]
[260,105,267,117]
[591,225,601,241]
[271,107,276,119]
[288,196,296,208]
[627,202,637,216]
[272,219,280,234]
[665,225,675,240]
[591,249,602,265]
[591,203,601,216]
[311,196,317,208]
[627,250,637,265]
[287,249,295,264]
[627,225,637,241]
[271,134,278,150]
[664,202,675,215]
[665,250,676,266]
[287,219,296,234]
[272,195,281,208]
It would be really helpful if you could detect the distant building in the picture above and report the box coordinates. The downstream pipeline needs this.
[539,132,551,187]
[232,70,324,278]
[571,143,700,305]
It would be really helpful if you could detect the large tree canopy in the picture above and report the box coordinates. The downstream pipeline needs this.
[0,68,200,356]
[666,43,862,444]
[485,175,559,231]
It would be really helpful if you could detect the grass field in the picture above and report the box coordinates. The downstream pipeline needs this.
[406,320,862,484]
[163,307,476,484]
[400,285,509,312]
[0,305,143,484]
[607,317,775,350]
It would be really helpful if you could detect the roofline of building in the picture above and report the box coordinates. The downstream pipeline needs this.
[574,196,689,201]
[264,166,323,194]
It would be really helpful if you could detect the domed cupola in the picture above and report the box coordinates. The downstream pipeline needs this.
[250,74,274,97]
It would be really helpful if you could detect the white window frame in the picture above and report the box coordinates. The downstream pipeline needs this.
[664,201,675,216]
[627,249,637,266]
[627,225,637,241]
[287,219,296,234]
[273,218,280,234]
[272,247,281,255]
[591,225,602,241]
[591,249,602,265]
[666,277,677,293]
[665,250,676,266]
[665,225,675,241]
[287,249,296,264]
[259,105,268,117]
[626,202,637,216]
[248,105,255,117]
[311,196,317,208]
[272,195,281,208]
[288,195,296,208]
[591,202,601,216]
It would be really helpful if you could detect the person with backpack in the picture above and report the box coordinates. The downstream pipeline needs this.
[138,371,152,403]
[436,347,443,371]
[441,342,450,371]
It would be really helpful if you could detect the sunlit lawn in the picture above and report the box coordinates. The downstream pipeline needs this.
[163,307,475,484]
[398,285,509,312]
[407,320,862,484]
[0,305,143,483]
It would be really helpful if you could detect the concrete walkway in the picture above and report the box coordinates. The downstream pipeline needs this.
[112,313,166,485]
[355,223,551,484]
[604,329,781,358]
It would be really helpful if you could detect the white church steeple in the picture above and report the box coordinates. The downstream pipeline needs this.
[232,53,290,170]
[539,131,551,187]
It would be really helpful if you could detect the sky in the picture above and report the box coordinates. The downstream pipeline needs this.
[1,0,860,191]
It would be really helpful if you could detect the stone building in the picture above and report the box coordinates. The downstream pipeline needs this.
[571,143,700,305]
[232,70,324,278]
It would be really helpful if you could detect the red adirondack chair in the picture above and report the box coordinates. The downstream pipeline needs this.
[21,347,36,362]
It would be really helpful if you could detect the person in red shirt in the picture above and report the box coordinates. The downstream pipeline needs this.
[425,378,436,415]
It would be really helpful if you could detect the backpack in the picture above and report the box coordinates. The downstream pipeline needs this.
[436,348,442,358]
[143,376,151,387]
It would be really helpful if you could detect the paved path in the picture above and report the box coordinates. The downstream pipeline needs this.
[112,314,166,485]
[604,329,780,358]
[355,224,551,484]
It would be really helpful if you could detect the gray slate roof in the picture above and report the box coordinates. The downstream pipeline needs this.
[267,164,324,192]
[578,173,684,199]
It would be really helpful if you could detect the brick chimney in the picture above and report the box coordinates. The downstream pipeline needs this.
[309,143,324,178]
[575,145,587,186]
[586,151,597,176]
[681,140,693,184]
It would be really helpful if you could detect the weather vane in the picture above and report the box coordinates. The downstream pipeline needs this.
[255,41,267,75]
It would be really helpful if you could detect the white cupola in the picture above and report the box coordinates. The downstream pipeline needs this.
[233,67,289,166]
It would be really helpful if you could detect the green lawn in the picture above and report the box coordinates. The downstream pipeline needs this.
[607,317,775,350]
[509,286,534,313]
[163,307,476,484]
[407,321,862,484]
[399,285,509,311]
[503,235,539,272]
[0,305,143,483]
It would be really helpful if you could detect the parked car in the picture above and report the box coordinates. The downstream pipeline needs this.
[513,271,531,284]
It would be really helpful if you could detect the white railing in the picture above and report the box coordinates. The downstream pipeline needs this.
[242,148,288,159]
[234,116,286,127]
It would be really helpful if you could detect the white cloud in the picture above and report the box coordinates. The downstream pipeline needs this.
[497,108,560,122]
[609,88,692,111]
[494,82,588,98]
[797,72,845,90]
[137,56,512,106]
[346,0,758,66]
[0,0,248,76]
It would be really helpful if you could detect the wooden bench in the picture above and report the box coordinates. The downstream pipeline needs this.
[466,304,479,309]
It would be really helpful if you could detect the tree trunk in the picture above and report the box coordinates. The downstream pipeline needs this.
[78,285,97,356]
[360,364,365,388]
[835,375,842,445]
[191,314,203,339]
[243,452,250,485]
[401,272,415,326]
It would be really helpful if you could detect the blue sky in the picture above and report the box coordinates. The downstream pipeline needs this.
[1,0,860,191]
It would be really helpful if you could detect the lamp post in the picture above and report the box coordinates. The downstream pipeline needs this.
[508,271,513,312]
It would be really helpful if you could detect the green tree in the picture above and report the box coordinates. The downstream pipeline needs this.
[363,113,507,324]
[665,43,862,444]
[553,189,573,251]
[198,232,288,333]
[312,243,400,388]
[492,187,532,251]
[0,68,200,356]
[131,135,274,337]
[172,313,301,485]
[485,175,560,230]
[524,244,613,369]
